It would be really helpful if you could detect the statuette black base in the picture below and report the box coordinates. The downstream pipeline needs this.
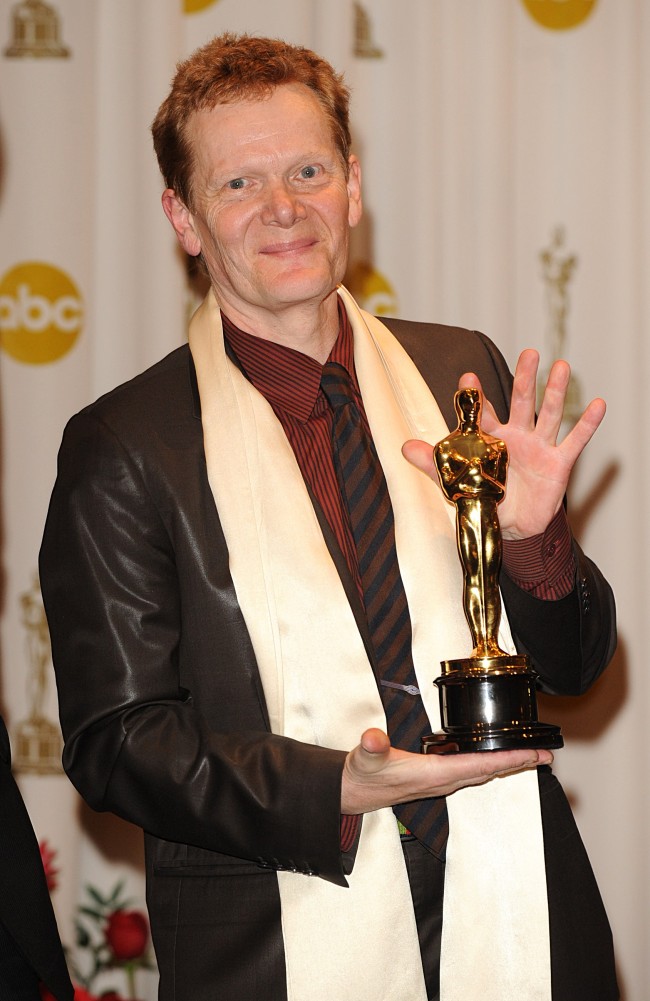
[421,655,564,754]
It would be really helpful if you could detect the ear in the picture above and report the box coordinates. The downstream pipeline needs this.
[346,155,363,228]
[161,189,202,257]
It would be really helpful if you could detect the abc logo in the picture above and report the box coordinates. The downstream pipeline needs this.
[345,262,399,318]
[521,0,597,30]
[0,261,83,364]
[184,0,220,12]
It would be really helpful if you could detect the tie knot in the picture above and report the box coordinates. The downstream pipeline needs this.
[320,362,356,410]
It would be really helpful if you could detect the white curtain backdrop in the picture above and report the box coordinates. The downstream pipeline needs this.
[0,1,647,998]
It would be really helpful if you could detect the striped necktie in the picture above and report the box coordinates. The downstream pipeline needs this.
[321,362,448,857]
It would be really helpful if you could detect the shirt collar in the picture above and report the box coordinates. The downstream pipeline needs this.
[221,297,356,423]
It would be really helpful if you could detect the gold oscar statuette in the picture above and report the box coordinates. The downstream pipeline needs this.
[422,388,563,753]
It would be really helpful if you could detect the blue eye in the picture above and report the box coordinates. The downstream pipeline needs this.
[300,165,318,179]
[228,178,246,190]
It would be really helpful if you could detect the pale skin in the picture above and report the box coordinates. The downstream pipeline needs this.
[160,82,609,817]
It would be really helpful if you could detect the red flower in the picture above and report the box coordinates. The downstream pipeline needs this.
[40,987,98,1001]
[73,989,99,1001]
[104,910,149,962]
[39,840,59,893]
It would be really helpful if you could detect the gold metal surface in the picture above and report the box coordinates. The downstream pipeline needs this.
[434,387,509,662]
[424,388,563,751]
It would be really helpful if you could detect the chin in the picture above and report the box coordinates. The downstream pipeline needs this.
[264,271,337,306]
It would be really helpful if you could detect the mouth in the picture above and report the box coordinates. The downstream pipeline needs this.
[259,237,318,257]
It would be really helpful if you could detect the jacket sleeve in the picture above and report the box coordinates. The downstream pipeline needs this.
[39,408,350,886]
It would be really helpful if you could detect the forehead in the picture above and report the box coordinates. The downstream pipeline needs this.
[186,83,336,178]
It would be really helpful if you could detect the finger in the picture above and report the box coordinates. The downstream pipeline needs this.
[458,371,481,391]
[559,397,606,467]
[402,439,437,478]
[507,349,539,430]
[457,372,500,429]
[534,359,571,443]
[440,747,553,789]
[430,752,552,796]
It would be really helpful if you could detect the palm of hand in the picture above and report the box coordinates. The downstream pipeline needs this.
[488,419,573,540]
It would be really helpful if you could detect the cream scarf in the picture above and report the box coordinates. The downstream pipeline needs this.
[189,286,552,1001]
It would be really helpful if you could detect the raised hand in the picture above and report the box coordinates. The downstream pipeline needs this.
[403,349,606,542]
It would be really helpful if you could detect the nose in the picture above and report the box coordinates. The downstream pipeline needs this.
[261,179,306,227]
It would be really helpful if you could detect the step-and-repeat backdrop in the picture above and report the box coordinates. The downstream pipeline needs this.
[1,1,647,998]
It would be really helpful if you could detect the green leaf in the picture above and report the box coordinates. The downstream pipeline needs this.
[74,921,91,948]
[85,884,109,907]
[103,880,127,909]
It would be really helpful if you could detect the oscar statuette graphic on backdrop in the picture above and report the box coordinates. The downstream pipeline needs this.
[354,3,383,59]
[13,575,63,774]
[537,227,583,425]
[4,0,70,59]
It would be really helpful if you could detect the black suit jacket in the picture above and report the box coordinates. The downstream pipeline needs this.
[0,716,73,1001]
[39,318,617,1001]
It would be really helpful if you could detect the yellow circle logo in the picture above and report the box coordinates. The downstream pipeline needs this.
[521,0,597,30]
[0,262,83,364]
[345,262,398,317]
[184,0,220,13]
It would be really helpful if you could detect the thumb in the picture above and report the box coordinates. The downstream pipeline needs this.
[349,728,392,777]
[402,439,437,479]
[359,727,391,755]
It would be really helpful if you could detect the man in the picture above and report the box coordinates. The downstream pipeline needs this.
[39,33,618,1001]
[0,715,73,1001]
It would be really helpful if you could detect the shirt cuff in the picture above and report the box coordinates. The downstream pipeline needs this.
[502,507,576,600]
[340,813,361,852]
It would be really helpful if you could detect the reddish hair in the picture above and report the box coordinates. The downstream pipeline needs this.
[151,33,352,207]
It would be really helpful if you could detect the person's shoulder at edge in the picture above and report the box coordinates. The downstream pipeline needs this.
[378,314,506,363]
[64,343,194,437]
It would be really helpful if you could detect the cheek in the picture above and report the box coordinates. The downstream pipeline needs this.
[325,194,356,238]
[224,215,260,262]
[201,205,248,257]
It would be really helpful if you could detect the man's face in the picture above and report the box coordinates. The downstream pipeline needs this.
[164,83,362,323]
